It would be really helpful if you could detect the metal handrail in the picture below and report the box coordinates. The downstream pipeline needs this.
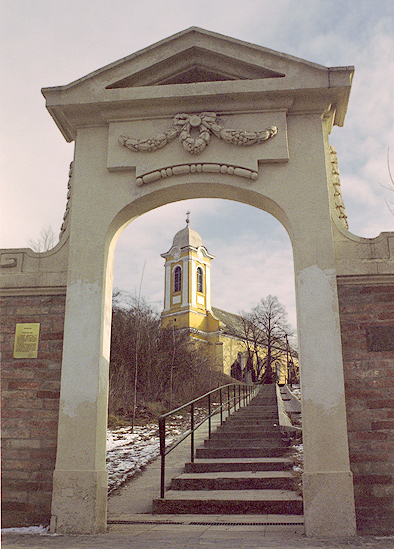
[158,382,257,498]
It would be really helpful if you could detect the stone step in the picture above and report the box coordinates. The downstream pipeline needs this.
[152,489,303,515]
[236,405,278,413]
[216,429,280,437]
[203,438,286,449]
[169,470,296,491]
[196,446,288,459]
[248,395,277,401]
[184,457,293,473]
[209,430,281,440]
[223,418,280,426]
[247,399,277,405]
[231,413,279,420]
[227,417,279,425]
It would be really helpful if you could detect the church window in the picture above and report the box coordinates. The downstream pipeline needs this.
[197,266,204,293]
[174,266,182,292]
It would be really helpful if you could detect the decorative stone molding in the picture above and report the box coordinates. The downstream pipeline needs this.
[136,162,259,186]
[337,273,394,286]
[330,146,348,229]
[170,246,181,260]
[0,256,18,268]
[0,252,23,271]
[59,162,73,238]
[0,286,67,297]
[119,112,277,156]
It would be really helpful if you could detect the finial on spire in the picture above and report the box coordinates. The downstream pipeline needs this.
[186,210,190,225]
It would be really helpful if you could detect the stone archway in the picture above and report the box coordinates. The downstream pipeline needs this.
[44,21,358,523]
[7,27,390,536]
[45,28,357,536]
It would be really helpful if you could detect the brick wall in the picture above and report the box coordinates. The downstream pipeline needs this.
[1,294,65,527]
[338,282,394,535]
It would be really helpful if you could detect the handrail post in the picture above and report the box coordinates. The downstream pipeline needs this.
[220,388,223,425]
[159,416,166,499]
[190,402,194,463]
[238,385,241,408]
[227,386,230,418]
[208,393,211,439]
[233,384,236,411]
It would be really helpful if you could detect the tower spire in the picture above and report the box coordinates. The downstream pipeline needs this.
[186,210,190,225]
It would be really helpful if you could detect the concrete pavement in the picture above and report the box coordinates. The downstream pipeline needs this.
[3,520,393,549]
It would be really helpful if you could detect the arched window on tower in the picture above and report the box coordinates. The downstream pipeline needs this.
[197,266,204,293]
[174,266,182,293]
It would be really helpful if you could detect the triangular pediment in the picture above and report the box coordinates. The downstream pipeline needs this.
[53,27,331,93]
[42,27,354,142]
[106,45,284,88]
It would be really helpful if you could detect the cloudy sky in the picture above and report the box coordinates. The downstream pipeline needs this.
[1,0,393,331]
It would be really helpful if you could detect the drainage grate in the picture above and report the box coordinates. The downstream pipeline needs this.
[108,519,303,527]
[191,522,303,526]
[108,520,185,525]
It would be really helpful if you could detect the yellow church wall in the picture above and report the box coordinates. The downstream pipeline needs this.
[218,334,246,376]
[162,309,218,337]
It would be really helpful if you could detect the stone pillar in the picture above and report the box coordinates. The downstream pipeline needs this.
[49,129,116,534]
[294,259,356,537]
[49,278,110,533]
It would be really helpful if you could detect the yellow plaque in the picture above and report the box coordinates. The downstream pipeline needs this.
[13,323,40,359]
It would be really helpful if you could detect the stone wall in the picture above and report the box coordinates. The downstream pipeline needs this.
[1,293,65,527]
[338,281,394,535]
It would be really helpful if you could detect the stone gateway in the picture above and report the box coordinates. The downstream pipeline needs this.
[1,28,393,536]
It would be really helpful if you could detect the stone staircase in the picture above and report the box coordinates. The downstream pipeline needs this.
[152,384,303,517]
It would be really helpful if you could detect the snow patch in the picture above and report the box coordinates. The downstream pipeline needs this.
[1,525,50,536]
[106,421,185,494]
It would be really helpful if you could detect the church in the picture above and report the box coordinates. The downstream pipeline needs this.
[160,214,298,383]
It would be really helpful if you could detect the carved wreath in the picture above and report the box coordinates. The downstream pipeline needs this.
[118,112,277,155]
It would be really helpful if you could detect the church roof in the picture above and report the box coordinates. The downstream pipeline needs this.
[212,307,247,339]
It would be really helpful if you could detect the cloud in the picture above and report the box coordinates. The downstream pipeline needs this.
[211,233,296,328]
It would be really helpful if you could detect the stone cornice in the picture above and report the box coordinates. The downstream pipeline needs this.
[43,82,350,143]
[337,273,394,286]
[0,286,67,297]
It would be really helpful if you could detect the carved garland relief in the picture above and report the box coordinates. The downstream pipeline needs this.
[329,146,349,229]
[118,112,277,185]
[59,161,73,238]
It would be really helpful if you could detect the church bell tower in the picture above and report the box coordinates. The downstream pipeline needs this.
[161,213,216,340]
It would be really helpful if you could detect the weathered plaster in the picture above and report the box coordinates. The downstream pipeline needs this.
[60,280,104,418]
[303,472,356,537]
[296,264,343,411]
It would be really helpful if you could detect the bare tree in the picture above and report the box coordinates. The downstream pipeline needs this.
[386,148,394,215]
[242,295,292,383]
[27,225,56,252]
[379,148,394,216]
[240,313,264,376]
[109,289,225,421]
